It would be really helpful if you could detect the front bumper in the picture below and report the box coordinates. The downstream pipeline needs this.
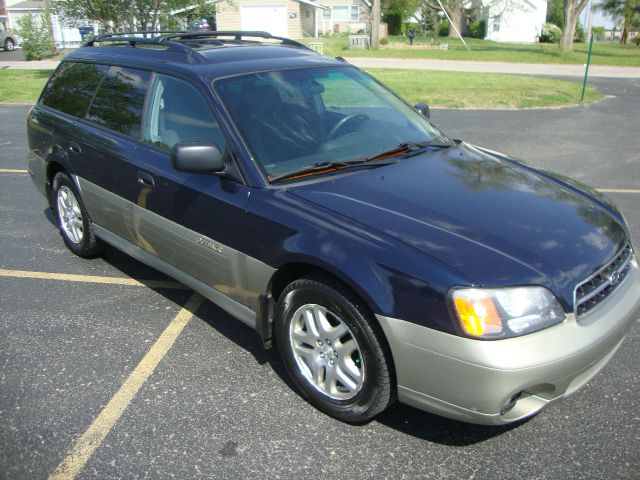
[377,261,640,425]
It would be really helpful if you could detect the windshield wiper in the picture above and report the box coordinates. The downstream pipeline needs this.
[269,159,394,184]
[268,141,454,184]
[365,141,454,162]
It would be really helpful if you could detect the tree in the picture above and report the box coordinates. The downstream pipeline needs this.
[420,0,464,38]
[600,0,640,43]
[14,13,54,60]
[547,0,565,28]
[382,0,421,34]
[49,0,219,32]
[559,0,589,51]
[49,0,132,31]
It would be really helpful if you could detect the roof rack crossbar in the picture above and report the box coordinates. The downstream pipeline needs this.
[84,30,315,56]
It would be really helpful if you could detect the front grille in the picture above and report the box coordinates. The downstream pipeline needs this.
[574,243,634,318]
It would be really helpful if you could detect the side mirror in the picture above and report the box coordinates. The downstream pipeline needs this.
[171,142,225,174]
[414,102,430,119]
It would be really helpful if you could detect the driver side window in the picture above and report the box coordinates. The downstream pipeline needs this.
[143,74,226,152]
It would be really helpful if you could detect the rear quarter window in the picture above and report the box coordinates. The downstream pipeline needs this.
[87,66,151,138]
[40,62,108,118]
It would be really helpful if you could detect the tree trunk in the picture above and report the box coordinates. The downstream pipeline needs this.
[371,0,380,49]
[560,1,577,51]
[447,5,462,38]
[620,16,630,44]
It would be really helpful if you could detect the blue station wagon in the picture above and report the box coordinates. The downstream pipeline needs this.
[27,31,640,425]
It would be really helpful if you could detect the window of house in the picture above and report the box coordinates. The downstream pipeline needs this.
[493,16,500,32]
[143,74,226,152]
[323,9,330,21]
[87,66,151,138]
[40,62,108,118]
[331,6,350,21]
[351,6,359,21]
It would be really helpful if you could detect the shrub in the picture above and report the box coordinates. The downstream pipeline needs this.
[14,13,54,60]
[379,37,389,45]
[635,36,640,46]
[574,26,585,42]
[438,20,450,37]
[539,23,561,43]
[469,20,486,39]
[384,12,403,36]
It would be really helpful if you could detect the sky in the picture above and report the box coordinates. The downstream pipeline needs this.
[580,3,617,29]
[584,11,615,29]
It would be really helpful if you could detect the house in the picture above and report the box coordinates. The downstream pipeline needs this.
[215,0,371,38]
[482,0,547,43]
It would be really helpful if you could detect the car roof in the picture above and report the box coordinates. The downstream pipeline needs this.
[64,31,346,80]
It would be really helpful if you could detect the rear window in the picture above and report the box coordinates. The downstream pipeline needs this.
[40,62,108,118]
[87,66,151,138]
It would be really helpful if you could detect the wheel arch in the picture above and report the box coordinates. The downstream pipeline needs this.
[268,259,384,317]
[266,259,397,377]
[45,160,68,207]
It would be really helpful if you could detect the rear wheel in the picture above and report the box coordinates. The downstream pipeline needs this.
[4,38,15,52]
[274,276,394,423]
[51,172,102,258]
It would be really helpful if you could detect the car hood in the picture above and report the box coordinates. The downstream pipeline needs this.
[288,143,627,308]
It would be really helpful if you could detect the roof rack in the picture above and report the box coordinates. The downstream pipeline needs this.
[157,31,313,51]
[85,30,314,54]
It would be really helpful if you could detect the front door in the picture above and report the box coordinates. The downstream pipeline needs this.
[131,73,265,312]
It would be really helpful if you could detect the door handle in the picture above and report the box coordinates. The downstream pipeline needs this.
[69,141,82,154]
[137,171,155,188]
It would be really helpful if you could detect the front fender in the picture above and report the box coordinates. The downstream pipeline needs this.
[246,188,469,335]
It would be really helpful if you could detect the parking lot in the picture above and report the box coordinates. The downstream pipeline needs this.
[1,76,639,479]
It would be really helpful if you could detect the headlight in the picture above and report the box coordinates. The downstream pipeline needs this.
[449,286,566,339]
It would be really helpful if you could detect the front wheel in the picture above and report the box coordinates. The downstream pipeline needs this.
[274,276,395,423]
[4,39,15,52]
[51,172,102,258]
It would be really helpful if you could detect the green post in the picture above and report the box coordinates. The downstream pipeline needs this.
[580,34,595,103]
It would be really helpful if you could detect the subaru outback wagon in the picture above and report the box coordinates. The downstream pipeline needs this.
[27,31,640,425]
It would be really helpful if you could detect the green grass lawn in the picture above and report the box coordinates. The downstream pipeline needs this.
[305,35,640,67]
[0,69,52,103]
[368,68,602,108]
[0,67,601,109]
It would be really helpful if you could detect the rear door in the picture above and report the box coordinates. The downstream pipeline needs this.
[71,65,152,244]
[131,74,266,312]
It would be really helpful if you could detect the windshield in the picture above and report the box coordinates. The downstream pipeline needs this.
[214,66,448,180]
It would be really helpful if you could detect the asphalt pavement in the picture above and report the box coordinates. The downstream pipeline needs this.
[0,76,639,479]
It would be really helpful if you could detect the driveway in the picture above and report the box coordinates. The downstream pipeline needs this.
[0,77,638,479]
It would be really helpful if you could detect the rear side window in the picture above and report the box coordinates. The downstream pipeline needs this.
[40,62,107,118]
[143,74,227,151]
[87,66,151,138]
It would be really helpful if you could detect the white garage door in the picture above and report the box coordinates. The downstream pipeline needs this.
[240,4,288,38]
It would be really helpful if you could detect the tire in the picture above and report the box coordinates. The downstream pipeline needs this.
[274,275,395,423]
[4,38,15,52]
[51,172,102,258]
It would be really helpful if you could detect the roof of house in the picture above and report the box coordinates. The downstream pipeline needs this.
[7,1,45,10]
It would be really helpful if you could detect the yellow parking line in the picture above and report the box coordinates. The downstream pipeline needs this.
[597,188,640,194]
[0,268,189,290]
[49,292,204,480]
[0,168,28,173]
